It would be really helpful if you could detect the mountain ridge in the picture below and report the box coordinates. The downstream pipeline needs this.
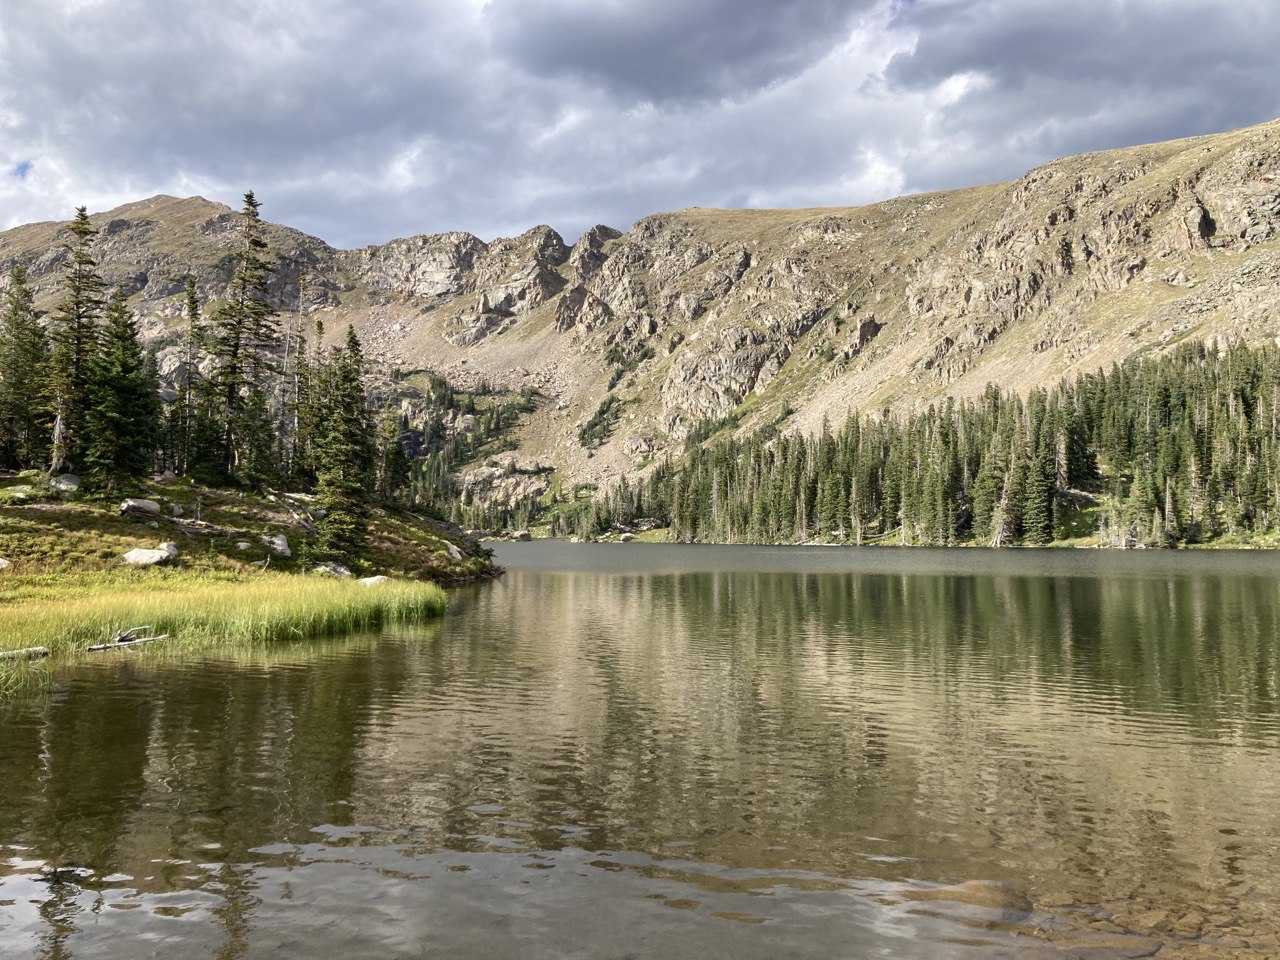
[1,118,1278,490]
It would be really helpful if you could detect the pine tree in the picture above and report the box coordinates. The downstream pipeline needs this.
[208,191,278,483]
[48,207,105,472]
[83,289,160,491]
[1022,431,1056,544]
[313,327,373,564]
[0,267,51,468]
[372,405,410,504]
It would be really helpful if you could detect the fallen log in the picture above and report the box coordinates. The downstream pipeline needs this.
[88,634,169,653]
[1,646,50,661]
[120,504,250,538]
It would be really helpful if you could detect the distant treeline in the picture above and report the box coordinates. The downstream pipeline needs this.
[556,341,1280,547]
[0,195,408,565]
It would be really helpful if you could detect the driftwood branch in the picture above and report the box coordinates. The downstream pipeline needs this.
[1,646,50,661]
[87,625,170,653]
[88,635,169,653]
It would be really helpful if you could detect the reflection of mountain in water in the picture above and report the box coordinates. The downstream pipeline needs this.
[0,551,1278,956]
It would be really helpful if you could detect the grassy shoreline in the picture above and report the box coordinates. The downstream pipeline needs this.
[0,572,449,660]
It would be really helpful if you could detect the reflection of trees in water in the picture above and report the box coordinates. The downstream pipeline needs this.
[0,568,1278,953]
[0,635,428,958]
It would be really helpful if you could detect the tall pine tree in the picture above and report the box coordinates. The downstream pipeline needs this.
[83,289,161,492]
[0,267,51,469]
[48,207,105,473]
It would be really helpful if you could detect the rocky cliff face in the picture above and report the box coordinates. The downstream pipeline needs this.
[2,120,1278,488]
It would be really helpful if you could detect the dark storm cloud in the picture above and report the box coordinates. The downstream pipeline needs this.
[0,0,1276,247]
[485,0,875,103]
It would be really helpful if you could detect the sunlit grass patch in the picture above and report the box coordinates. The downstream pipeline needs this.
[0,573,448,659]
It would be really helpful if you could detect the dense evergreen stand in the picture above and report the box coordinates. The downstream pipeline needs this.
[0,195,401,567]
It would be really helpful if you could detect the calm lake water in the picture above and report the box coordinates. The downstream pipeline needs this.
[2,543,1279,958]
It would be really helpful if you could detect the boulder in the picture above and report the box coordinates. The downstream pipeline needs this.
[262,533,291,557]
[121,498,162,516]
[620,533,636,543]
[314,562,352,578]
[51,474,80,494]
[511,530,532,542]
[357,575,392,586]
[122,548,171,567]
[160,542,180,558]
[170,503,183,517]
[0,557,12,572]
[445,541,462,561]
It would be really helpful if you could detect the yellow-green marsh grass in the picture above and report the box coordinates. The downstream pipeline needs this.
[0,573,448,659]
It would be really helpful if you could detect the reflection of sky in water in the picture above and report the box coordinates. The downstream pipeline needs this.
[2,845,1075,959]
[1,545,1278,958]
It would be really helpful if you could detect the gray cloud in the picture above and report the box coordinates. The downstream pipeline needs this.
[485,0,874,103]
[0,0,1276,247]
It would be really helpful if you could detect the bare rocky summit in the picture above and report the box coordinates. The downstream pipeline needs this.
[2,119,1278,487]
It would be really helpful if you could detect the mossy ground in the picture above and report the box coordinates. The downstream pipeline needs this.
[0,475,492,580]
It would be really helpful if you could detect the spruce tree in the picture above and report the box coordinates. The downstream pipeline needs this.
[83,289,160,492]
[48,207,105,473]
[0,267,51,468]
[208,191,278,483]
[313,327,373,565]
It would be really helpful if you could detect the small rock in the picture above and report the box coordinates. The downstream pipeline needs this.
[620,533,636,543]
[512,530,532,542]
[235,541,252,551]
[120,498,162,516]
[313,562,353,578]
[357,575,392,586]
[0,557,12,573]
[122,548,171,567]
[51,474,80,494]
[261,533,291,557]
[159,542,180,558]
[148,521,160,529]
[170,503,183,517]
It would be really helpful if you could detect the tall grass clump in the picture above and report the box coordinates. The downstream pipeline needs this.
[0,575,449,657]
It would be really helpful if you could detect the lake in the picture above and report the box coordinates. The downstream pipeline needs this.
[2,543,1278,958]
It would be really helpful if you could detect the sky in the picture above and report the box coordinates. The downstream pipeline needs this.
[0,0,1277,248]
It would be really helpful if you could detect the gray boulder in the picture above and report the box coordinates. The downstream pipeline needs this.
[51,474,80,494]
[121,498,162,516]
[122,547,171,567]
[262,533,291,557]
[160,542,180,558]
[0,557,12,572]
[357,575,392,586]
